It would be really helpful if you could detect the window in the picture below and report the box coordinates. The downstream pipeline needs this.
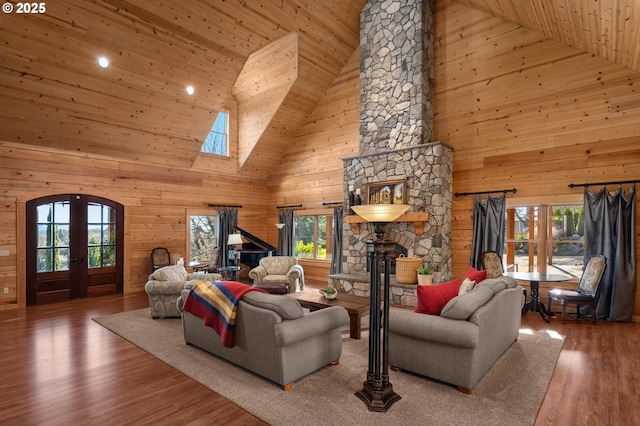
[294,214,333,261]
[87,202,116,268]
[189,214,218,263]
[36,201,70,272]
[505,204,584,277]
[201,111,228,156]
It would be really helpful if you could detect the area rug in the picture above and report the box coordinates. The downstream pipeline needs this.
[93,309,564,426]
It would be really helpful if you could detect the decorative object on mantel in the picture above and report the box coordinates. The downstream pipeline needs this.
[351,203,409,412]
[417,264,434,285]
[365,179,406,205]
[395,255,422,284]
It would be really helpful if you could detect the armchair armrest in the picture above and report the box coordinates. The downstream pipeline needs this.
[249,266,267,283]
[285,267,301,282]
[274,306,349,347]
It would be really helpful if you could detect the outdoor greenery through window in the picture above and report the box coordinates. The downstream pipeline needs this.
[36,201,116,271]
[189,214,218,263]
[294,214,333,261]
[36,201,70,272]
[505,205,584,278]
[201,111,228,156]
[87,202,116,268]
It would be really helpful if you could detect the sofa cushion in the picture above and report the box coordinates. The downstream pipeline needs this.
[242,291,304,320]
[463,266,487,283]
[151,265,188,281]
[458,278,477,296]
[441,285,495,320]
[414,279,461,315]
[479,276,520,294]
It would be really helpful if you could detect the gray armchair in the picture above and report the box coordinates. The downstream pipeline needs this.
[249,256,304,292]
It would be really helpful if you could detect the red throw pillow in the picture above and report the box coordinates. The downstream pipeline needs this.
[463,266,487,283]
[414,279,462,315]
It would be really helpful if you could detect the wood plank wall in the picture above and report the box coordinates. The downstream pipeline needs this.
[266,48,361,277]
[0,101,271,307]
[1,0,638,319]
[434,1,640,320]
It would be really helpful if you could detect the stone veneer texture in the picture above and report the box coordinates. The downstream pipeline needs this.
[342,142,453,285]
[359,0,434,154]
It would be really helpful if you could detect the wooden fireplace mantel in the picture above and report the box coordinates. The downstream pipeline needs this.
[346,212,430,235]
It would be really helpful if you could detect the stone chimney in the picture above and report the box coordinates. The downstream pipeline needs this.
[338,0,452,303]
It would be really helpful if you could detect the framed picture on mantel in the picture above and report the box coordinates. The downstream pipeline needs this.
[366,179,406,205]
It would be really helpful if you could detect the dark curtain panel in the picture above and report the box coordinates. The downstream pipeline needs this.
[219,208,239,268]
[584,186,636,321]
[470,193,506,270]
[330,206,344,274]
[278,209,294,256]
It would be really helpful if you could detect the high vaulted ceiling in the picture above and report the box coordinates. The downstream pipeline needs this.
[454,0,640,73]
[1,0,638,176]
[0,0,364,172]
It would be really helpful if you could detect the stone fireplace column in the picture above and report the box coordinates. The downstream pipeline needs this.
[359,0,435,153]
[340,0,452,296]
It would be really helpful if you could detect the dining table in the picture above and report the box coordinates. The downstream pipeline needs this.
[504,271,571,322]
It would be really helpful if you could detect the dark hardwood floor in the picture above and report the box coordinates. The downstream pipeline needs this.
[0,279,638,425]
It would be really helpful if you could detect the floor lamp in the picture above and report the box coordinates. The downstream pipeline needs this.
[352,204,410,412]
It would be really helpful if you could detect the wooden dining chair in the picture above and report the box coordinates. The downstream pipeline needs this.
[547,254,606,325]
[194,247,220,274]
[150,247,171,272]
[481,251,518,279]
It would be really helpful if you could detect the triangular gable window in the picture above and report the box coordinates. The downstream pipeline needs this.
[201,111,228,156]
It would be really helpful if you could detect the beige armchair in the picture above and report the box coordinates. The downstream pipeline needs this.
[144,264,222,318]
[248,256,304,293]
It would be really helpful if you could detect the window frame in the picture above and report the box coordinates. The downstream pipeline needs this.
[293,211,333,261]
[186,210,219,265]
[505,204,584,278]
[201,110,229,156]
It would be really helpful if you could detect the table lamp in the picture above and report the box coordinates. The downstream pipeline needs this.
[227,233,243,266]
[351,203,409,412]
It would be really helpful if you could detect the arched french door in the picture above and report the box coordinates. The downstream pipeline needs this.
[26,195,124,305]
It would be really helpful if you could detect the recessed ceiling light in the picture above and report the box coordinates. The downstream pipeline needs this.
[186,86,195,95]
[97,56,110,68]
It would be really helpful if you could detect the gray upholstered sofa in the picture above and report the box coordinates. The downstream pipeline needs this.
[388,276,524,393]
[177,284,349,390]
[144,265,222,318]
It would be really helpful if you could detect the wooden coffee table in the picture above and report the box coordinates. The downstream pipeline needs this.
[287,290,369,339]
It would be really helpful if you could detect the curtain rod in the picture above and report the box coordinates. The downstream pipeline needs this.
[276,204,303,209]
[323,201,343,206]
[568,179,638,188]
[207,204,242,208]
[454,188,517,197]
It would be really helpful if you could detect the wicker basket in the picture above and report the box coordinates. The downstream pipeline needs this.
[395,255,422,284]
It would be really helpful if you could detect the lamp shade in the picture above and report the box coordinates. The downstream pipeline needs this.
[275,223,285,229]
[352,204,410,222]
[227,233,243,246]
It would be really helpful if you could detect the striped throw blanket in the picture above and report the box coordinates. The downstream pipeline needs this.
[182,280,264,348]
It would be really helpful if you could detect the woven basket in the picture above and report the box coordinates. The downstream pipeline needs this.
[395,255,422,284]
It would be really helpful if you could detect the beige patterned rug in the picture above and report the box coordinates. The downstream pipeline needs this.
[94,309,564,426]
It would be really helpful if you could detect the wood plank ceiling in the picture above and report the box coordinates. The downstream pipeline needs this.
[0,0,364,173]
[453,0,640,73]
[1,0,638,177]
